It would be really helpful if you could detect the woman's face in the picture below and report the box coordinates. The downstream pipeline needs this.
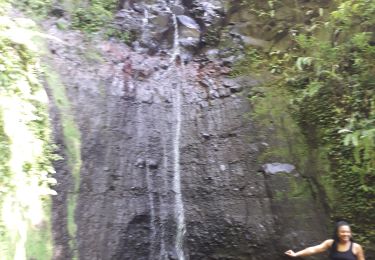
[337,225,352,242]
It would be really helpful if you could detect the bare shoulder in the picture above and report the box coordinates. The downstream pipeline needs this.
[353,242,363,252]
[321,239,334,249]
[324,239,334,246]
[309,239,334,254]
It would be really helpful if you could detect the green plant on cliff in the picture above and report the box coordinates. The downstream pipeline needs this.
[240,0,281,18]
[237,0,375,248]
[71,0,134,44]
[287,3,375,245]
[0,3,57,259]
[72,0,117,32]
[10,0,52,17]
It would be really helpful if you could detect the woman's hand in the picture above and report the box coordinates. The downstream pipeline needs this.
[285,250,298,257]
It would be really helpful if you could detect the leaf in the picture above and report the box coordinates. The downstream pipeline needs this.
[319,8,324,16]
[343,134,352,146]
[296,57,313,71]
[351,132,359,146]
[338,128,353,134]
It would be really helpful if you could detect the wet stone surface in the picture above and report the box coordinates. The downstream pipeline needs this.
[45,0,330,259]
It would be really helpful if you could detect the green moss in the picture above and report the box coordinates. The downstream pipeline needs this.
[83,47,105,63]
[249,83,309,169]
[288,177,310,198]
[105,26,134,44]
[274,190,285,201]
[56,20,69,31]
[44,67,82,260]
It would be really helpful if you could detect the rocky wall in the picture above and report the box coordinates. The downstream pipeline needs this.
[44,0,331,259]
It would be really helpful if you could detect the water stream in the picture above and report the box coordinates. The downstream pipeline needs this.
[142,9,149,26]
[166,1,186,258]
[145,163,156,259]
[172,72,186,260]
[159,138,169,260]
[164,0,181,62]
[171,13,180,62]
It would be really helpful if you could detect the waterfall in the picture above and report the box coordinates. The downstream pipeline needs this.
[145,164,156,258]
[171,13,180,61]
[164,0,180,62]
[142,9,149,26]
[164,1,187,258]
[173,77,186,260]
[140,8,149,48]
[159,137,169,260]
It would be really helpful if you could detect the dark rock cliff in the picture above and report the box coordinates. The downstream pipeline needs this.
[45,0,330,259]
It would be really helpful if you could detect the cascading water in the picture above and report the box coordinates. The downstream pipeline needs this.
[142,9,149,26]
[172,73,186,260]
[164,1,187,259]
[140,7,149,54]
[159,139,169,260]
[164,0,180,61]
[145,163,156,258]
[171,13,180,61]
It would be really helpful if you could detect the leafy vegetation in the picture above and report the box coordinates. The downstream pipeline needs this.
[9,0,131,44]
[10,0,52,17]
[72,0,117,33]
[235,0,374,247]
[0,3,57,259]
[71,0,134,44]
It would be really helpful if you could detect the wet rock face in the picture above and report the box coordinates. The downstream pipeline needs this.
[46,1,329,260]
[113,0,228,56]
[47,35,328,260]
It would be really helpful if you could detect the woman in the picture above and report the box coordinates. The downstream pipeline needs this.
[284,221,365,259]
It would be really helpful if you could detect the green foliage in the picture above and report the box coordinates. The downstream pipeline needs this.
[287,4,375,245]
[237,0,375,247]
[10,0,52,17]
[105,25,134,44]
[56,20,69,30]
[240,0,281,18]
[230,48,262,76]
[72,0,117,33]
[0,4,57,258]
[71,0,133,44]
[0,111,11,190]
[231,47,291,77]
[331,0,375,29]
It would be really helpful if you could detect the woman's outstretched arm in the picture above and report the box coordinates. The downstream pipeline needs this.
[285,239,333,258]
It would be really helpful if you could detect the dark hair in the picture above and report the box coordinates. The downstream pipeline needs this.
[333,221,353,242]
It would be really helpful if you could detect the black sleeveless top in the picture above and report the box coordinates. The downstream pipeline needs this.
[330,241,356,260]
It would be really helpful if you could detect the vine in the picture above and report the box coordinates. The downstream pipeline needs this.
[234,0,375,248]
